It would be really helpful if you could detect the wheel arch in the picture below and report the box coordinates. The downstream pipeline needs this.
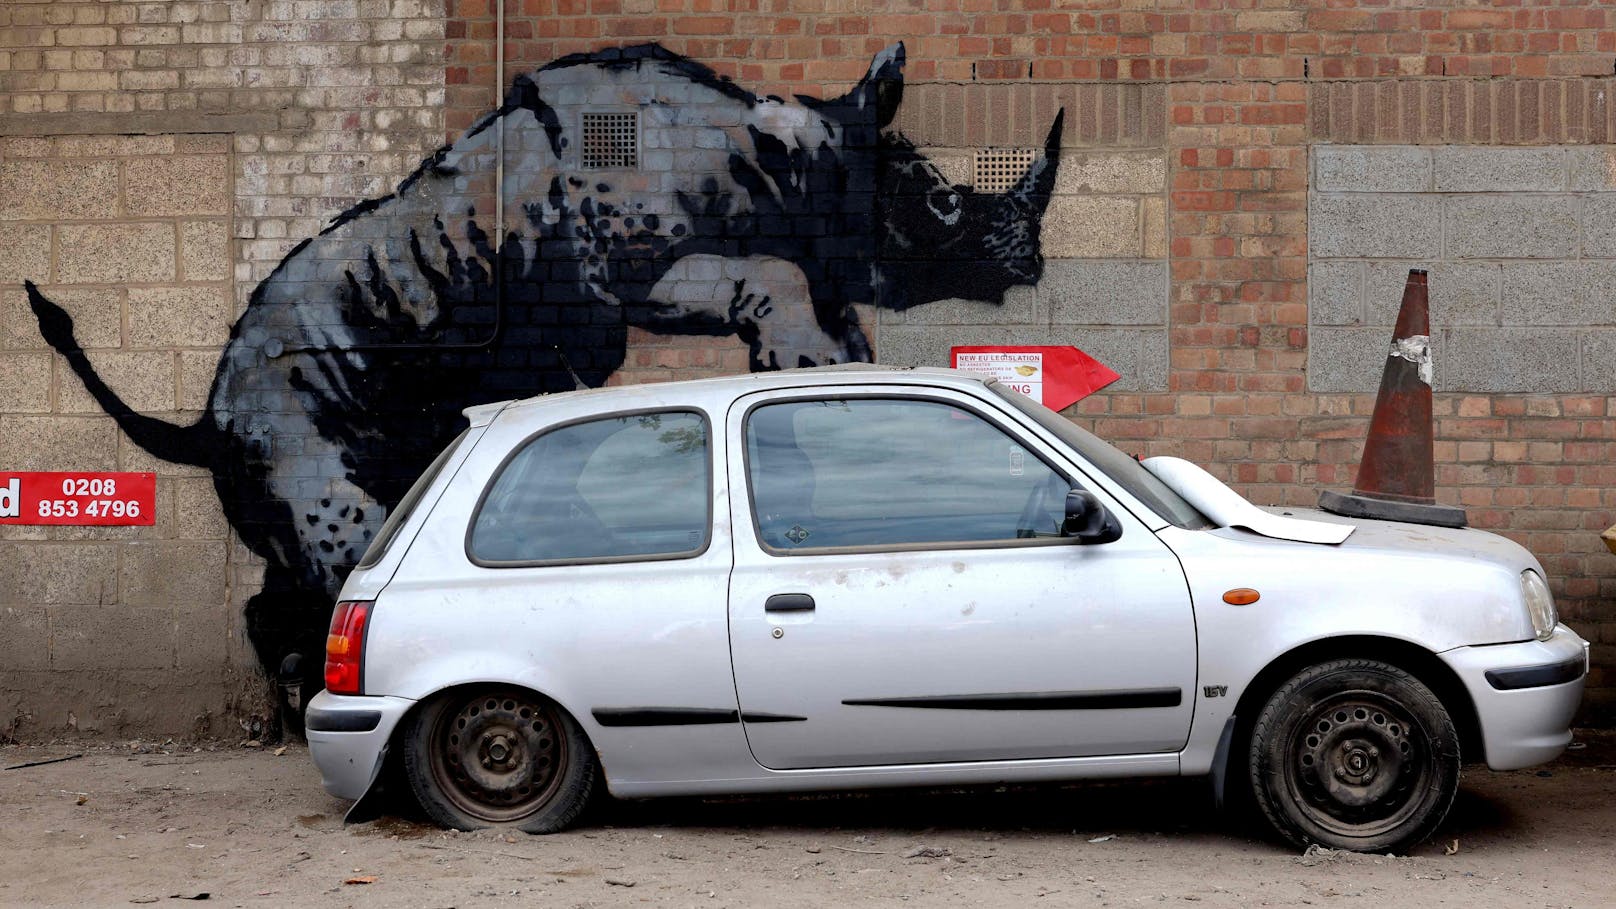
[368,680,609,817]
[1229,635,1483,766]
[390,679,602,756]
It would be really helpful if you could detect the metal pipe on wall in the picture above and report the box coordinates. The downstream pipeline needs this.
[496,0,504,246]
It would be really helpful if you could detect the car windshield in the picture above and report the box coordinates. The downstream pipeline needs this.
[987,383,1212,530]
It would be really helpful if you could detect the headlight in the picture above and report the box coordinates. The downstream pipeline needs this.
[1521,570,1557,641]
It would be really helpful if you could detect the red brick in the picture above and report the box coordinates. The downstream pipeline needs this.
[673,16,733,35]
[1449,10,1514,31]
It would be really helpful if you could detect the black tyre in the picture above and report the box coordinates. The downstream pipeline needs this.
[1248,658,1460,853]
[402,687,597,833]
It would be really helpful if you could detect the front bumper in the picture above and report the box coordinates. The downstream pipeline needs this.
[305,691,415,800]
[1440,624,1589,771]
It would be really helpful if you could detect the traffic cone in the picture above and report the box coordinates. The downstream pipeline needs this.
[1318,269,1468,528]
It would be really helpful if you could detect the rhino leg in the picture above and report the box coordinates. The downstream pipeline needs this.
[645,254,869,370]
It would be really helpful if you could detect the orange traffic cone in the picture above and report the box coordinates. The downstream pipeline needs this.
[1318,269,1467,528]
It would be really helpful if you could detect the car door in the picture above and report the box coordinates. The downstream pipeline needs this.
[726,385,1197,770]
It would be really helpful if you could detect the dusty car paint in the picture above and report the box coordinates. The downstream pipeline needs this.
[306,365,1586,808]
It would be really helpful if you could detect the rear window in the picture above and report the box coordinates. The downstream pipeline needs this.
[356,429,469,569]
[468,411,711,565]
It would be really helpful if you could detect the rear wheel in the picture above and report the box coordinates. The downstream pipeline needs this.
[1248,658,1459,853]
[403,688,597,833]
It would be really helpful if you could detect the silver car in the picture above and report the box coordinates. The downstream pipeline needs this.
[306,365,1587,852]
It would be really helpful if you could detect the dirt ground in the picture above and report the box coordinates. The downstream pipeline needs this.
[2,734,1613,909]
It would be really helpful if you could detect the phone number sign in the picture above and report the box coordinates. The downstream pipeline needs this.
[0,472,156,526]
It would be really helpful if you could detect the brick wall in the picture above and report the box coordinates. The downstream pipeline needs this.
[5,0,1616,734]
[440,1,1616,721]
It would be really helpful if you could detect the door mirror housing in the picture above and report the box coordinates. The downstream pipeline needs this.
[1062,489,1123,544]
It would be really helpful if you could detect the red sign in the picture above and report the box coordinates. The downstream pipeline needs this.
[951,345,1120,412]
[0,472,156,526]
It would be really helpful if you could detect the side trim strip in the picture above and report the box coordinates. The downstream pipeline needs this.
[305,708,383,733]
[842,688,1183,711]
[1484,656,1586,691]
[591,708,807,727]
[741,712,810,723]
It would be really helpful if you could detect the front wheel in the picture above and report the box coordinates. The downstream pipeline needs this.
[402,688,597,833]
[1248,659,1460,853]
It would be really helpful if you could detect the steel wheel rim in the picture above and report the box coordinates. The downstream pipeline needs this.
[428,692,568,824]
[1280,690,1433,840]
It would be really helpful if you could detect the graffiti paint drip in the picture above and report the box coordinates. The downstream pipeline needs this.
[24,42,1062,708]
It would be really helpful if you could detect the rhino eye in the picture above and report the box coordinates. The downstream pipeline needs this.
[927,188,961,226]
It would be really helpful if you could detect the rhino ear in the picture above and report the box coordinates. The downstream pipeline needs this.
[814,43,904,127]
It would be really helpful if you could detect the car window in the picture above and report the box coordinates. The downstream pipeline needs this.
[987,382,1212,530]
[745,398,1075,551]
[469,411,710,564]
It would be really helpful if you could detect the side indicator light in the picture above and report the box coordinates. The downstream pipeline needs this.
[1223,588,1261,605]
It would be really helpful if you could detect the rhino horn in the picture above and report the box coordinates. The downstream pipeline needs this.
[1003,108,1064,212]
[982,109,1064,284]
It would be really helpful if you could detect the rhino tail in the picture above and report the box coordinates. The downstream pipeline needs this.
[25,281,221,469]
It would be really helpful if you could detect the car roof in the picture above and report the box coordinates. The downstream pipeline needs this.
[461,365,996,424]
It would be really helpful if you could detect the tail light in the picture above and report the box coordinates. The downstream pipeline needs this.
[324,600,372,695]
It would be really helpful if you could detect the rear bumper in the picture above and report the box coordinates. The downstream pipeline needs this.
[305,691,415,800]
[1440,624,1589,771]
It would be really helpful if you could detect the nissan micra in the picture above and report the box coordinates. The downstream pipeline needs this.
[306,365,1587,853]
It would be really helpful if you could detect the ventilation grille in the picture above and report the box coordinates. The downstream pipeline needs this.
[973,148,1036,192]
[581,112,638,169]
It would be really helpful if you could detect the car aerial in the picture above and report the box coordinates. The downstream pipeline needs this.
[305,364,1588,853]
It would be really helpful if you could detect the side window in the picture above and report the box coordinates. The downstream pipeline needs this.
[469,411,710,564]
[746,398,1075,551]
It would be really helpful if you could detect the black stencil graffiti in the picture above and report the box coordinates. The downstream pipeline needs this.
[25,42,1061,708]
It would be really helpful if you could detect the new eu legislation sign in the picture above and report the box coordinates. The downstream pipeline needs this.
[951,345,1120,411]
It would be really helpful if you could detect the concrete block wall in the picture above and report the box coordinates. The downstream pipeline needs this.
[1310,145,1616,395]
[0,135,240,736]
[0,0,446,737]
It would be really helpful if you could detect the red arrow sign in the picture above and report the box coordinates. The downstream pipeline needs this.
[950,345,1120,412]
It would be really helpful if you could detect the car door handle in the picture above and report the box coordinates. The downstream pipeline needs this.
[765,593,815,612]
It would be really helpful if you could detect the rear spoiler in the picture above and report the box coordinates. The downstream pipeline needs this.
[461,399,514,427]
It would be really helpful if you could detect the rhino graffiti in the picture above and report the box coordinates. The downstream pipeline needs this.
[25,42,1062,703]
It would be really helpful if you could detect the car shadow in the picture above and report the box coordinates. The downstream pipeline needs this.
[351,774,1236,840]
[590,777,1226,837]
[1441,783,1515,839]
[350,767,1528,854]
[594,777,1230,837]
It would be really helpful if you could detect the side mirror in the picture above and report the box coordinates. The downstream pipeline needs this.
[1062,489,1123,544]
